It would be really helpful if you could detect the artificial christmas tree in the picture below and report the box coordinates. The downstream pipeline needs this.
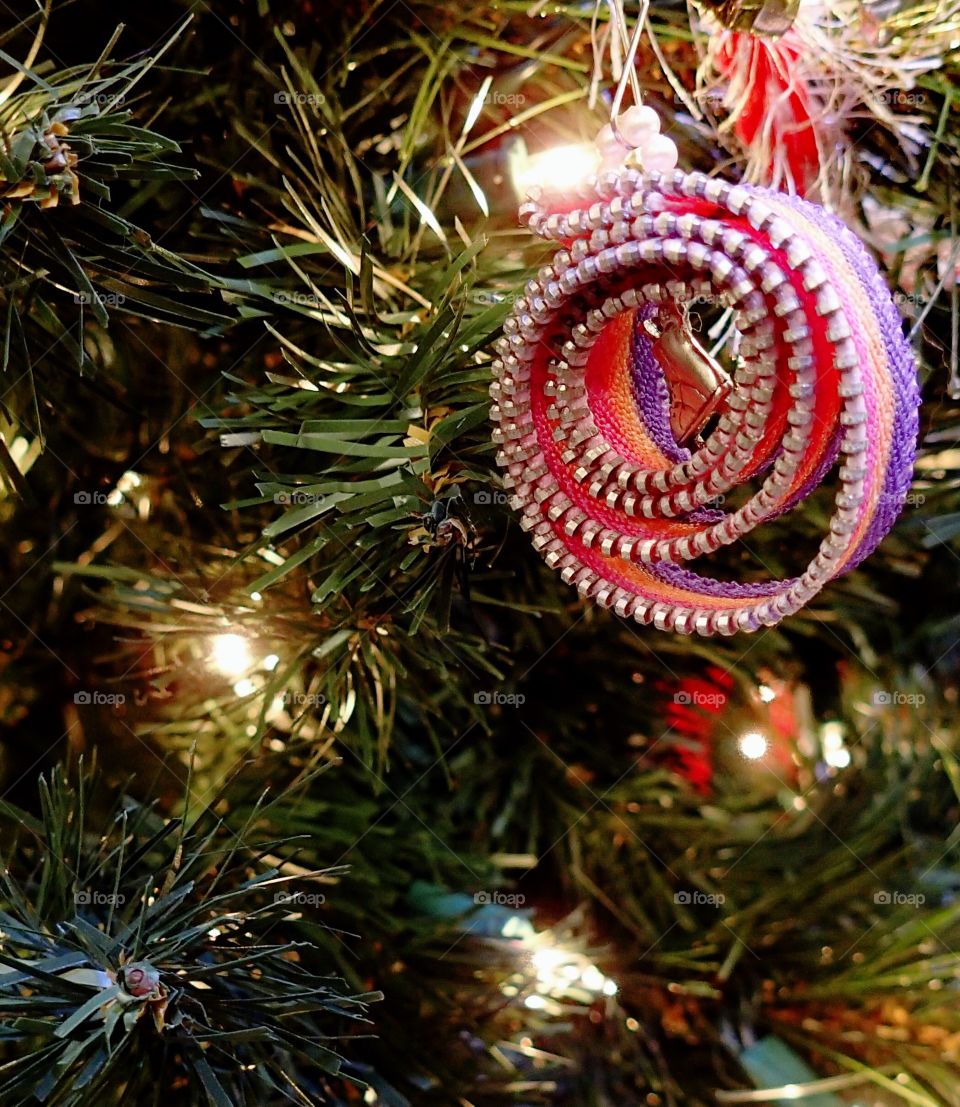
[0,0,959,1103]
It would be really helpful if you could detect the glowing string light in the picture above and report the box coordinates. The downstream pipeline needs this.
[820,720,851,769]
[738,731,769,760]
[210,634,253,678]
[512,939,619,1006]
[512,142,601,197]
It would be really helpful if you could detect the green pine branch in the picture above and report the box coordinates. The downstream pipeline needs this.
[0,758,380,1106]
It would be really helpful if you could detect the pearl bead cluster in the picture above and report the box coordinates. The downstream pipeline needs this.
[595,105,679,176]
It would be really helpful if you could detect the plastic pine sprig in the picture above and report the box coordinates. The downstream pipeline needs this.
[0,15,234,356]
[0,762,380,1106]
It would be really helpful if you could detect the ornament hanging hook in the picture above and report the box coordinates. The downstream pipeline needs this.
[604,0,649,144]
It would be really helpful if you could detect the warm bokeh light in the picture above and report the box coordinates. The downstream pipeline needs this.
[512,142,600,198]
[529,942,617,998]
[820,720,851,769]
[738,731,769,760]
[210,633,253,678]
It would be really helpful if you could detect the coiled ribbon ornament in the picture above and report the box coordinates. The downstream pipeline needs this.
[490,163,919,635]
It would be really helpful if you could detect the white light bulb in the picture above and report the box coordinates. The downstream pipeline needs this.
[738,731,768,760]
[513,143,601,197]
[532,947,566,974]
[821,721,844,748]
[117,470,142,491]
[210,633,253,677]
[825,746,851,769]
[581,966,606,992]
